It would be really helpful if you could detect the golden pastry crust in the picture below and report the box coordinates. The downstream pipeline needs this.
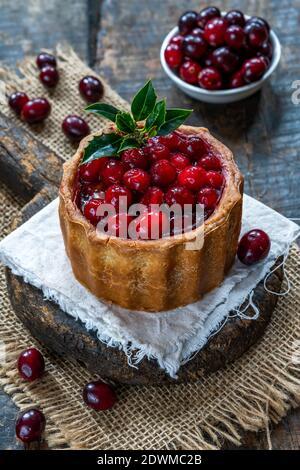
[59,125,243,312]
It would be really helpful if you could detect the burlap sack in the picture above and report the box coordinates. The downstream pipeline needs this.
[0,45,299,450]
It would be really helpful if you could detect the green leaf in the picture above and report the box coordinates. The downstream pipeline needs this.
[157,108,193,136]
[81,133,123,164]
[115,112,137,133]
[131,80,157,121]
[85,103,120,122]
[118,137,140,153]
[145,99,166,131]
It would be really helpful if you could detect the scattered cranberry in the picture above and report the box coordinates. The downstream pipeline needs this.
[203,17,228,47]
[183,34,207,59]
[79,158,107,183]
[83,381,116,411]
[136,210,169,239]
[121,148,148,170]
[140,186,164,207]
[79,76,104,103]
[150,159,177,187]
[224,10,245,27]
[237,229,271,265]
[17,348,45,381]
[16,409,46,443]
[105,184,132,209]
[198,154,222,171]
[8,92,29,115]
[245,21,268,48]
[62,115,90,142]
[164,43,183,69]
[211,47,239,74]
[197,187,219,209]
[180,60,201,85]
[206,170,224,189]
[241,57,267,83]
[230,69,246,88]
[39,66,59,88]
[123,168,151,192]
[169,153,190,173]
[197,6,220,29]
[105,213,134,238]
[178,166,207,191]
[83,198,105,225]
[21,98,51,124]
[165,186,195,207]
[36,52,56,69]
[224,25,246,49]
[101,160,125,186]
[198,67,223,90]
[178,11,198,35]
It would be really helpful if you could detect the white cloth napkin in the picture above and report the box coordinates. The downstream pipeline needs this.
[0,195,299,378]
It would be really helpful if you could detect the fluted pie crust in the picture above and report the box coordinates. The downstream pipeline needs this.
[59,125,243,312]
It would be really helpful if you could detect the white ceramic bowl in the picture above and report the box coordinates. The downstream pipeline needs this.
[160,20,281,104]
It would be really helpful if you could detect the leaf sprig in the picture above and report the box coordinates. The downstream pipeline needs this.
[82,80,192,164]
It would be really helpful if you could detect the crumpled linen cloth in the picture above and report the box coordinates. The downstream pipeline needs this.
[0,194,299,378]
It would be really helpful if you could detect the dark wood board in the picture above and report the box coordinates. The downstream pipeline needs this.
[0,0,299,451]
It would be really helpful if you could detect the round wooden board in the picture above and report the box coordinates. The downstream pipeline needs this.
[6,189,283,385]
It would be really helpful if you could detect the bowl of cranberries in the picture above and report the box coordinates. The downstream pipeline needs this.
[161,7,281,103]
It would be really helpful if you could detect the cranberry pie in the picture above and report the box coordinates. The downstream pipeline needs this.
[59,124,243,312]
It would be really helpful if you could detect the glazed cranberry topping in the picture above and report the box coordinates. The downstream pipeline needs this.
[146,142,171,163]
[165,186,195,207]
[203,17,228,47]
[164,44,183,69]
[136,210,169,240]
[79,76,104,103]
[79,158,107,183]
[84,198,105,225]
[17,348,45,381]
[150,159,177,187]
[21,98,51,124]
[198,67,223,90]
[36,52,56,69]
[237,229,271,265]
[178,166,207,191]
[62,115,90,142]
[105,184,132,209]
[140,186,164,206]
[39,65,59,87]
[197,187,219,209]
[169,153,190,173]
[197,6,220,29]
[180,60,202,85]
[178,11,198,35]
[102,160,125,186]
[206,170,224,189]
[83,381,117,411]
[123,168,151,192]
[198,153,221,171]
[182,34,207,59]
[224,10,245,27]
[8,92,29,115]
[105,213,134,238]
[16,409,46,443]
[179,135,206,158]
[121,148,148,170]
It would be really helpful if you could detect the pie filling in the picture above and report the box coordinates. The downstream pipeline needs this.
[73,132,226,240]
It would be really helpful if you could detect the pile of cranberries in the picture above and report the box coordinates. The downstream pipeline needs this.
[164,7,273,90]
[75,131,225,239]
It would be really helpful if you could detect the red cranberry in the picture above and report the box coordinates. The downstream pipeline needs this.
[123,168,150,192]
[178,166,207,191]
[136,210,169,240]
[17,348,45,381]
[101,160,125,186]
[182,35,207,59]
[79,158,108,183]
[237,229,271,265]
[170,34,184,47]
[62,115,90,142]
[121,148,148,170]
[224,25,246,49]
[256,40,273,60]
[165,186,194,207]
[80,182,105,200]
[36,52,56,69]
[105,213,134,238]
[191,27,204,38]
[39,66,59,88]
[83,198,105,225]
[178,11,198,35]
[164,44,183,69]
[105,184,132,209]
[16,409,46,443]
[8,92,29,115]
[150,159,176,187]
[230,69,246,88]
[198,67,223,90]
[203,17,228,47]
[197,187,219,209]
[140,186,164,207]
[198,154,222,171]
[21,98,51,124]
[245,21,269,48]
[83,381,116,411]
[79,76,104,103]
[147,143,170,163]
[203,50,215,67]
[179,60,202,84]
[179,136,206,159]
[206,171,224,189]
[241,57,267,83]
[246,16,270,33]
[224,10,245,27]
[197,6,220,29]
[211,47,239,74]
[169,153,190,173]
[160,132,182,151]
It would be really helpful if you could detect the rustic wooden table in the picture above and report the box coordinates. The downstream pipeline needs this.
[0,0,299,450]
